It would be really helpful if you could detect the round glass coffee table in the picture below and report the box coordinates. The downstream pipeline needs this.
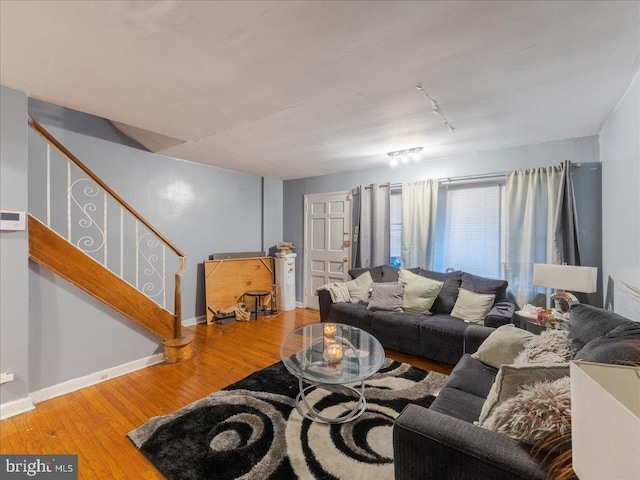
[280,322,385,424]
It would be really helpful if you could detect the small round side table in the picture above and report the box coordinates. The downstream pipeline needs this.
[244,290,271,320]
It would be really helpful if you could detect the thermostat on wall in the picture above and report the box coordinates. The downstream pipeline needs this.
[0,209,26,231]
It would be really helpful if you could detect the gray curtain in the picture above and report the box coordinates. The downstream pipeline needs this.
[553,160,581,266]
[354,183,390,268]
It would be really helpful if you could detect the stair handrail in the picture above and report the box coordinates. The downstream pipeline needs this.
[28,118,186,337]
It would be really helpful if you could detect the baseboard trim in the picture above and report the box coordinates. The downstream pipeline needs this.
[296,301,305,308]
[29,353,165,405]
[0,396,35,420]
[182,315,206,327]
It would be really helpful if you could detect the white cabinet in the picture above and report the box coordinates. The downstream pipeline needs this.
[275,253,296,311]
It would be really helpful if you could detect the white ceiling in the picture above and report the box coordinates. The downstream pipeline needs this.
[1,1,638,180]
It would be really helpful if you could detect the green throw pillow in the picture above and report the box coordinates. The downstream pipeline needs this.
[471,324,536,368]
[398,268,444,314]
[344,270,373,303]
[450,288,495,324]
[477,363,570,426]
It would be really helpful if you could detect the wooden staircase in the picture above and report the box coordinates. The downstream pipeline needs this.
[27,119,193,363]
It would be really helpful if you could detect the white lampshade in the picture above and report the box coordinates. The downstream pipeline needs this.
[571,361,640,479]
[533,264,597,293]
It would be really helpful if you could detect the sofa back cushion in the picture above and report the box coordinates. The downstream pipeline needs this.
[574,322,640,365]
[417,269,462,314]
[461,272,508,303]
[349,266,384,283]
[568,304,631,352]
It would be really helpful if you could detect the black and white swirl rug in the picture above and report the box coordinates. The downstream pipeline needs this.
[129,359,448,480]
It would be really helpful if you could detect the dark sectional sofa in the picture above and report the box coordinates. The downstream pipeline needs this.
[393,304,640,480]
[318,265,515,364]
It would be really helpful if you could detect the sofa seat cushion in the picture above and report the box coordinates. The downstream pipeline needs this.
[444,354,498,399]
[329,302,372,330]
[430,387,486,423]
[420,314,470,347]
[369,310,427,338]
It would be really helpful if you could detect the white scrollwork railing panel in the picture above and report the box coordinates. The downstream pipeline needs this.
[29,122,182,318]
[69,176,106,263]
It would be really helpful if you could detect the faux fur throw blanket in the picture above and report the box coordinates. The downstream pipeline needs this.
[317,282,351,303]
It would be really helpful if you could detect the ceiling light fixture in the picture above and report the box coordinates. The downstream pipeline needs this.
[387,147,423,167]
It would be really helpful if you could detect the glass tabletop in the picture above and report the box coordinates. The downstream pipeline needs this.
[280,323,385,385]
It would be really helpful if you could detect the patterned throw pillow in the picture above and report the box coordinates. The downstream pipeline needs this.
[482,377,572,451]
[514,329,576,364]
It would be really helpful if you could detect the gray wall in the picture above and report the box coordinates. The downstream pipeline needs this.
[600,73,640,318]
[21,97,283,391]
[0,86,30,404]
[284,135,603,304]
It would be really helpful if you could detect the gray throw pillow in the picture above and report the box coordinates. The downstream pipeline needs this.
[461,272,508,302]
[472,324,536,368]
[417,269,462,314]
[366,282,404,312]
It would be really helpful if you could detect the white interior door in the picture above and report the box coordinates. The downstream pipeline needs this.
[304,192,352,310]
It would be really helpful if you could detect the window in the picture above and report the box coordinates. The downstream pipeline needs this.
[389,189,402,267]
[389,181,505,278]
[434,184,505,278]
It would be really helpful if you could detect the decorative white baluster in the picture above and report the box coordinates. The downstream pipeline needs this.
[120,207,124,278]
[67,159,71,241]
[46,143,51,227]
[135,221,139,290]
[104,191,108,265]
[162,244,166,309]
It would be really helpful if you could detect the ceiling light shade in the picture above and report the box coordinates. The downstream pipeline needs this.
[412,150,421,161]
[533,264,598,293]
[390,156,398,167]
[401,154,409,164]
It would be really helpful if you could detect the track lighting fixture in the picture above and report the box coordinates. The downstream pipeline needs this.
[388,147,423,167]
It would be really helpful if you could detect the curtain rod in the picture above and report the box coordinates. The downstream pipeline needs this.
[358,161,578,190]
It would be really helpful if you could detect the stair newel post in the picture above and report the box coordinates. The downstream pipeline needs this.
[174,256,186,339]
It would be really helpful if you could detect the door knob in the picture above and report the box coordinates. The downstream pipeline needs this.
[343,257,348,262]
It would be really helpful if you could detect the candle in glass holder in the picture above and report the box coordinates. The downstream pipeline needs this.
[326,343,343,364]
[323,323,337,338]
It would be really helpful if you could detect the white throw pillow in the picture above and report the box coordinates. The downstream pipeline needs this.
[398,268,444,314]
[450,288,495,324]
[344,271,373,303]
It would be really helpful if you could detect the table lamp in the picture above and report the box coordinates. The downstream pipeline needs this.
[533,264,598,313]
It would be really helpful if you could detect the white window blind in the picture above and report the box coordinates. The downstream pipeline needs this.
[434,184,504,279]
[390,190,402,267]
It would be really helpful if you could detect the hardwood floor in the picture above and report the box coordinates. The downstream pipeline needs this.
[0,308,452,479]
